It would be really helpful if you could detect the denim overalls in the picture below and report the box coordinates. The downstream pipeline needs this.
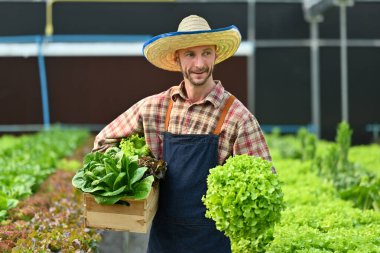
[147,95,235,253]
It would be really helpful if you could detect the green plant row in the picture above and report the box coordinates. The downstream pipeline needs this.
[267,159,380,252]
[0,135,23,153]
[266,122,380,210]
[1,169,102,252]
[349,144,380,176]
[313,123,380,210]
[0,127,89,221]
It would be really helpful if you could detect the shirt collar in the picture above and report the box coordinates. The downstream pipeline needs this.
[171,80,225,108]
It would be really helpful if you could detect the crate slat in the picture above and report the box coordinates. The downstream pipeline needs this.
[83,186,159,233]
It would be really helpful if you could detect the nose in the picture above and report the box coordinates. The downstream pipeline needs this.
[194,55,204,68]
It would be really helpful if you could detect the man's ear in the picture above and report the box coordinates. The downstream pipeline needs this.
[174,52,180,66]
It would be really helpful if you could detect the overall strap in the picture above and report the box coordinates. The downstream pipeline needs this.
[164,95,236,134]
[213,95,235,135]
[165,98,174,131]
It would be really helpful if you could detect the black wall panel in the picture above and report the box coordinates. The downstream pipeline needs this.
[53,2,248,39]
[318,2,380,39]
[348,48,380,144]
[320,48,341,141]
[256,3,309,39]
[0,2,45,36]
[255,48,310,124]
[348,3,380,39]
[319,7,340,39]
[315,47,380,145]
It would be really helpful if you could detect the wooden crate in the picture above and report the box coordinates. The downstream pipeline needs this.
[83,186,159,233]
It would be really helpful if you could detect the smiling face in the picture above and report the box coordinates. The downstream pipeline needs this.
[176,45,217,87]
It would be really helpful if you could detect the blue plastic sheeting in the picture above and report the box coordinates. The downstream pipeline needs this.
[0,35,41,43]
[366,124,380,140]
[261,124,316,134]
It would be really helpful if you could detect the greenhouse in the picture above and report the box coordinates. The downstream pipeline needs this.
[1,0,380,252]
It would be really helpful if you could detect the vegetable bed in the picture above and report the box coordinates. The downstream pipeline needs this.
[266,159,380,252]
[0,128,89,221]
[0,128,101,252]
[265,122,380,252]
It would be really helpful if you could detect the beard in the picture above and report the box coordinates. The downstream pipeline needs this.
[181,65,214,87]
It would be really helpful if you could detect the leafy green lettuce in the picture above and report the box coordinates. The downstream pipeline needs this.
[72,148,154,205]
[119,134,151,158]
[202,154,285,253]
[72,135,166,205]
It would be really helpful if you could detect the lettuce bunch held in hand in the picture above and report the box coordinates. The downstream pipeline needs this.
[202,155,285,253]
[120,134,151,157]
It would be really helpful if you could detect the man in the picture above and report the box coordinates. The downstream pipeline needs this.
[93,15,272,253]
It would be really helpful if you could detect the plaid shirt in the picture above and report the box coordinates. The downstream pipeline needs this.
[93,81,272,165]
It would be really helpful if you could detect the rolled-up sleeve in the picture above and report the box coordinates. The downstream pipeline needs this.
[93,98,145,152]
[233,114,272,162]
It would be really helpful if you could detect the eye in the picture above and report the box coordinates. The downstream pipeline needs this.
[185,52,194,57]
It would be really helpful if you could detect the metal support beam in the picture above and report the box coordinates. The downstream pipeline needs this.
[247,0,256,114]
[303,0,354,131]
[303,1,325,137]
[310,16,322,138]
[340,3,348,122]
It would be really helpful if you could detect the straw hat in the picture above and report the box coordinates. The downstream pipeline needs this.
[143,15,242,72]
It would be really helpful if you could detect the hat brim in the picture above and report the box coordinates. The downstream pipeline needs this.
[143,25,241,72]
